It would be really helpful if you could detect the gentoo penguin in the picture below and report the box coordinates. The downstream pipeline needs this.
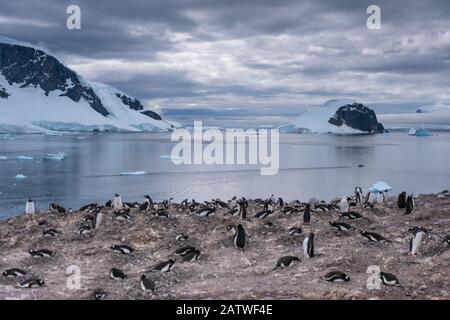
[273,256,300,270]
[77,225,92,236]
[49,203,67,214]
[282,206,298,215]
[111,244,134,255]
[254,202,274,219]
[355,187,363,205]
[153,259,175,273]
[329,221,352,232]
[397,192,407,209]
[112,194,124,211]
[172,246,199,257]
[405,194,415,214]
[277,197,284,208]
[43,229,60,237]
[92,289,107,300]
[115,210,133,221]
[237,201,247,219]
[28,249,54,258]
[214,199,228,209]
[19,278,44,288]
[303,233,315,258]
[196,206,216,217]
[94,210,102,229]
[360,231,389,243]
[324,271,350,283]
[139,195,153,211]
[3,268,27,278]
[364,192,375,207]
[175,233,189,241]
[110,268,127,280]
[380,272,400,286]
[182,249,201,262]
[233,224,247,251]
[25,199,36,214]
[140,274,155,292]
[288,226,302,236]
[303,203,311,224]
[338,197,349,213]
[409,228,426,255]
[155,209,169,218]
[105,199,113,208]
[340,211,363,220]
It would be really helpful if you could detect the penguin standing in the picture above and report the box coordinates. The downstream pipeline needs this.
[112,194,124,211]
[303,204,311,224]
[397,192,407,209]
[25,199,36,214]
[233,224,247,251]
[409,229,425,255]
[140,274,155,292]
[355,187,363,205]
[338,197,349,213]
[237,200,247,219]
[94,210,102,229]
[405,195,415,214]
[303,232,315,258]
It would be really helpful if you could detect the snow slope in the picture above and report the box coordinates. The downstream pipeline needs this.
[279,99,369,134]
[0,37,174,133]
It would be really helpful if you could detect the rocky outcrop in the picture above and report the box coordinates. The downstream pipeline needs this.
[0,43,109,116]
[328,103,386,133]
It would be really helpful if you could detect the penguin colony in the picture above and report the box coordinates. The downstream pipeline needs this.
[0,190,449,300]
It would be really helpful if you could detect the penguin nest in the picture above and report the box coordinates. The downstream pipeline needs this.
[0,194,449,300]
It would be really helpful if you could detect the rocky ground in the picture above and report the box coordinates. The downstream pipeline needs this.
[0,194,449,300]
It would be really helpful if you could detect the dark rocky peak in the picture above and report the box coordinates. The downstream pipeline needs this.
[0,42,109,116]
[328,103,385,133]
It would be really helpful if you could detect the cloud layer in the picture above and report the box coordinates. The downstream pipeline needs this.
[2,0,450,123]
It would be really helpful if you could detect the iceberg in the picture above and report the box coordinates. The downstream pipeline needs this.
[44,152,66,160]
[15,174,27,180]
[119,171,147,176]
[0,156,7,160]
[368,181,392,193]
[16,155,34,160]
[408,127,432,137]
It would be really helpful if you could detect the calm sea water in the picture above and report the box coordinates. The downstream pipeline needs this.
[1,132,449,219]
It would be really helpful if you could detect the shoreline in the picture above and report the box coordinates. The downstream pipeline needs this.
[0,192,449,300]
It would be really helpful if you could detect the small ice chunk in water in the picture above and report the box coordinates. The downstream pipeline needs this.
[159,154,183,161]
[0,156,7,160]
[368,181,392,193]
[15,174,27,180]
[119,171,147,176]
[44,152,66,160]
[16,155,34,160]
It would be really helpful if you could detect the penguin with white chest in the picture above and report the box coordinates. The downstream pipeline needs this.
[409,228,426,255]
[338,197,350,213]
[152,258,175,273]
[25,199,36,214]
[112,194,124,211]
[324,271,350,283]
[355,187,363,205]
[303,232,315,258]
[19,278,44,288]
[110,268,127,280]
[3,268,27,278]
[273,256,300,270]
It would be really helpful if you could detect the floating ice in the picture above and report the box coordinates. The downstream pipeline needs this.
[15,174,27,180]
[368,181,392,193]
[16,155,34,160]
[408,127,432,137]
[44,152,66,160]
[0,156,7,160]
[159,154,183,161]
[119,171,147,176]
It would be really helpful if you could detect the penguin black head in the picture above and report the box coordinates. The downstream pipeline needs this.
[237,224,244,231]
[28,199,33,202]
[115,194,120,197]
[28,250,35,255]
[309,232,315,239]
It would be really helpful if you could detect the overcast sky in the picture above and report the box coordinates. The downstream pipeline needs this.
[1,0,450,121]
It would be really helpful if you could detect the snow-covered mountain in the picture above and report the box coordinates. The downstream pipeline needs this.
[279,99,386,134]
[0,36,175,133]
